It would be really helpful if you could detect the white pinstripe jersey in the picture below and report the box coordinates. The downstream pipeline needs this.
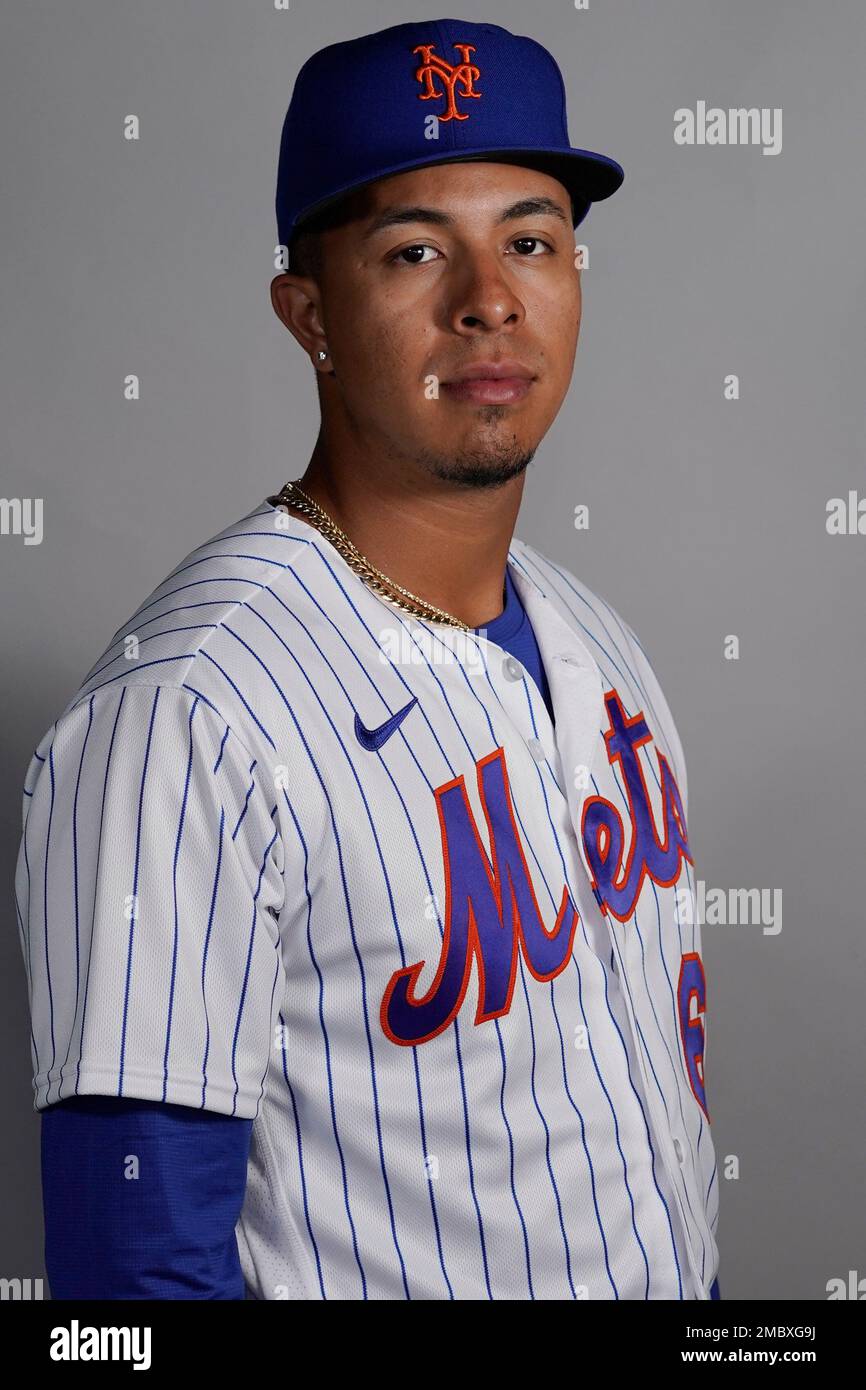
[16,496,719,1300]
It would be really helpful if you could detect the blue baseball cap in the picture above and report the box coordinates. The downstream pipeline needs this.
[276,18,624,248]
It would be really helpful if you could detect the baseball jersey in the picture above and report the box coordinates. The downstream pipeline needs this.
[16,495,719,1300]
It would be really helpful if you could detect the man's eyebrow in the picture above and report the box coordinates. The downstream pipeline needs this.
[498,197,571,227]
[361,195,571,239]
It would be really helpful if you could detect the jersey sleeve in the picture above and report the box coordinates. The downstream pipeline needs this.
[15,682,287,1120]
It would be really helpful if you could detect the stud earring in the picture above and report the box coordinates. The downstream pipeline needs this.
[317,349,328,362]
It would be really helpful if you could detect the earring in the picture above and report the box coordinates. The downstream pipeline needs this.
[317,349,328,362]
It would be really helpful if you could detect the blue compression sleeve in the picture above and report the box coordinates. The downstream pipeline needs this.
[41,1095,253,1299]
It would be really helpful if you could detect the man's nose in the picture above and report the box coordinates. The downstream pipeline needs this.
[445,251,526,334]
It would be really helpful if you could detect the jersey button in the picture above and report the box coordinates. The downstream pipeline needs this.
[527,737,546,763]
[503,655,523,681]
[672,1136,685,1164]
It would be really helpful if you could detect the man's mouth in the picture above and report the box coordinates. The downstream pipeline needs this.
[440,360,536,405]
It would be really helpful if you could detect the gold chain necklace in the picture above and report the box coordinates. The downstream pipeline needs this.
[267,480,471,631]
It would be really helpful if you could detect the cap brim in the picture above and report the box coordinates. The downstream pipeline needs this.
[290,145,623,238]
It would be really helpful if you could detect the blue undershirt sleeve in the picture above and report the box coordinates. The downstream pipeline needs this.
[41,1095,253,1299]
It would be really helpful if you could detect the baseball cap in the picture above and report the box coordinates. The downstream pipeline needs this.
[275,18,624,248]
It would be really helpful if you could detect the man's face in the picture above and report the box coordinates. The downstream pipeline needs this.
[286,161,581,489]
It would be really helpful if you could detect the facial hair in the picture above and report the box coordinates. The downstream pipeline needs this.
[417,429,536,491]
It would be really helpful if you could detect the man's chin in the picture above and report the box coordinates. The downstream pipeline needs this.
[417,439,538,491]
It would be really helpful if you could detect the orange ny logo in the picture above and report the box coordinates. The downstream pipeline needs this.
[413,42,482,122]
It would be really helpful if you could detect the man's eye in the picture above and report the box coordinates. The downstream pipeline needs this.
[510,237,552,256]
[392,245,439,265]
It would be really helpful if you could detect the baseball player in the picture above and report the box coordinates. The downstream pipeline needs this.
[16,18,720,1299]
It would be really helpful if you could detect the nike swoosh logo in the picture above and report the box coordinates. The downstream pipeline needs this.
[355,697,418,751]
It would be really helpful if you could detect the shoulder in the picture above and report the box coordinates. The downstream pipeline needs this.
[510,535,689,811]
[54,499,319,743]
[19,499,320,806]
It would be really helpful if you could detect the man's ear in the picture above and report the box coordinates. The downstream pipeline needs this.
[270,272,328,362]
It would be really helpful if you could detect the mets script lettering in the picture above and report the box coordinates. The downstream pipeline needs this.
[380,689,692,1046]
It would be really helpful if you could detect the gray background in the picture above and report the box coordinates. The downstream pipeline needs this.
[2,0,864,1300]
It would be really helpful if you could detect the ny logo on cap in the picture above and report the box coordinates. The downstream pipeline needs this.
[413,42,482,122]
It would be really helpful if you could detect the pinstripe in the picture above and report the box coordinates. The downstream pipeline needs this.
[277,1007,327,1298]
[213,724,230,774]
[260,941,283,1111]
[70,700,94,1027]
[19,814,36,1038]
[200,804,226,1110]
[449,1007,494,1299]
[14,898,40,1069]
[163,695,200,1102]
[75,685,127,1100]
[179,682,243,731]
[232,764,258,839]
[42,744,59,1091]
[197,648,279,749]
[83,624,220,687]
[118,687,161,1096]
[228,823,281,1118]
[77,654,199,703]
[490,1013,533,1295]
